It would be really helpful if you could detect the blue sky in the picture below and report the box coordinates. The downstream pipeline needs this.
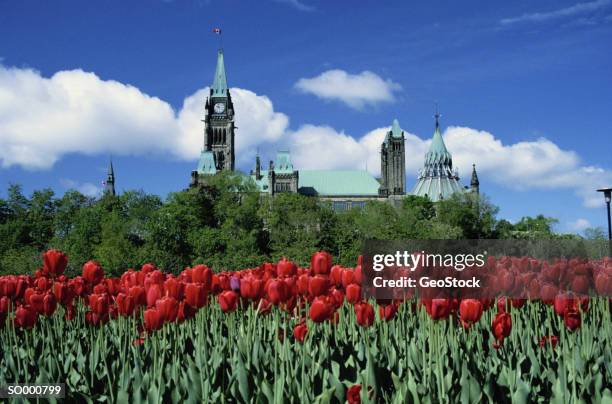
[1,0,611,233]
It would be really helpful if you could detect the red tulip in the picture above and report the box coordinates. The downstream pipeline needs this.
[191,265,212,290]
[311,251,332,275]
[277,258,297,277]
[69,276,87,296]
[116,293,136,316]
[330,288,345,309]
[595,271,611,295]
[564,310,581,331]
[266,279,289,304]
[341,270,356,289]
[354,301,374,327]
[240,276,264,300]
[177,301,196,322]
[42,293,57,316]
[293,321,308,343]
[378,302,399,321]
[0,296,10,314]
[146,284,163,308]
[82,261,104,285]
[492,312,512,348]
[308,275,330,298]
[345,284,361,304]
[347,384,361,404]
[143,308,163,332]
[218,291,239,313]
[459,299,483,329]
[424,299,451,320]
[156,296,179,323]
[35,277,52,292]
[185,283,207,309]
[164,277,184,300]
[14,305,38,329]
[128,286,146,307]
[42,249,67,277]
[27,290,45,313]
[330,265,344,286]
[0,277,16,298]
[53,282,74,306]
[297,274,310,296]
[93,283,108,295]
[309,297,334,322]
[89,293,110,315]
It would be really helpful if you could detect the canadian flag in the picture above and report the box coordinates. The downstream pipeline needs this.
[212,28,221,34]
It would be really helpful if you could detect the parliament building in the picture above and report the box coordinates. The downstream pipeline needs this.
[189,49,479,210]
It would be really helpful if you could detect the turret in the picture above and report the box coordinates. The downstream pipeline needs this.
[104,159,116,196]
[470,164,480,194]
[255,153,261,180]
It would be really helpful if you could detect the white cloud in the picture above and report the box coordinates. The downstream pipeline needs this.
[500,0,611,25]
[2,63,611,209]
[176,87,289,167]
[0,65,288,170]
[567,218,592,232]
[59,178,101,197]
[279,123,612,208]
[294,70,402,109]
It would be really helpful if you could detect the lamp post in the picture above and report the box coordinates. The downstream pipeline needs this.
[598,188,612,240]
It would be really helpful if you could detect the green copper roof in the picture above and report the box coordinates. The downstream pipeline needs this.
[275,151,294,174]
[390,119,403,139]
[197,151,217,175]
[298,170,380,196]
[250,169,270,192]
[212,49,228,96]
[425,123,452,166]
[411,175,465,202]
[411,114,464,202]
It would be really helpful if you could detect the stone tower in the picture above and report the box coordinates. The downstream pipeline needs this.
[204,49,235,171]
[379,119,406,196]
[104,159,116,196]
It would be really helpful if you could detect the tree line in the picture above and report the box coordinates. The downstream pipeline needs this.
[0,171,594,277]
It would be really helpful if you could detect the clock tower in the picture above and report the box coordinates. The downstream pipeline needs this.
[203,49,235,171]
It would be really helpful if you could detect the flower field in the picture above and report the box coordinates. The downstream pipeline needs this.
[1,250,612,403]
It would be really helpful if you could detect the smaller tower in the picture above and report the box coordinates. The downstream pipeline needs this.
[104,159,116,196]
[470,163,480,194]
[255,153,262,181]
[379,118,406,196]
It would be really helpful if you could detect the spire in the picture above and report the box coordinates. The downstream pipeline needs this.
[411,108,463,202]
[255,151,261,180]
[390,118,403,139]
[425,110,451,166]
[470,163,480,194]
[212,49,228,96]
[104,158,116,196]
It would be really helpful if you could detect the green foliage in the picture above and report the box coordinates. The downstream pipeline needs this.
[0,182,576,274]
[1,299,610,402]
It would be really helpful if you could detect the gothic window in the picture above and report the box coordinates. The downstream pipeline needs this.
[223,129,226,143]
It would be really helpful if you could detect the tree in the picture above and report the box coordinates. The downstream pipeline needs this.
[260,193,329,266]
[436,193,499,238]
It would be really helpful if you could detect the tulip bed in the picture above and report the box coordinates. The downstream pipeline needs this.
[1,250,611,403]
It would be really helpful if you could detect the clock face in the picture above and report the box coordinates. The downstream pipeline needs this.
[214,103,225,113]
